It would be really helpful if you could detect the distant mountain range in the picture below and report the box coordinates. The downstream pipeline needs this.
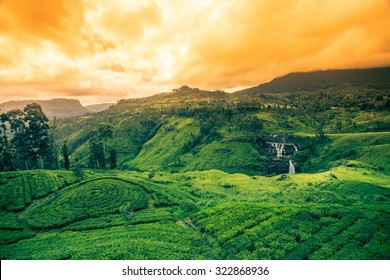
[0,98,114,119]
[1,66,389,119]
[235,66,390,94]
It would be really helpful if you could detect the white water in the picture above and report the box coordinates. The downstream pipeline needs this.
[289,160,295,174]
[271,143,285,157]
[293,145,299,152]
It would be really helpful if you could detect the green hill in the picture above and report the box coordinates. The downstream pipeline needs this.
[235,66,390,94]
[55,84,389,175]
[1,67,389,259]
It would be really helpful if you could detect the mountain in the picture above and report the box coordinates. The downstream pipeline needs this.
[0,98,89,119]
[235,66,390,94]
[1,68,390,261]
[54,77,389,176]
[85,103,114,113]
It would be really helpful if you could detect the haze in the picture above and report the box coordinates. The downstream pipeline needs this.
[0,0,390,105]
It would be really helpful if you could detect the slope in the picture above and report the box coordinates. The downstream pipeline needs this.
[0,98,89,119]
[235,66,390,94]
[0,165,389,259]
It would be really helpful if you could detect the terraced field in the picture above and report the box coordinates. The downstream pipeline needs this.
[0,165,389,260]
[191,203,389,259]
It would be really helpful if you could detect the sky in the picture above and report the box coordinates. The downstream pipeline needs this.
[0,0,390,105]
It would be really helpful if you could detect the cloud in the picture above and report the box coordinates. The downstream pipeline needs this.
[0,0,87,58]
[173,0,390,88]
[0,0,389,104]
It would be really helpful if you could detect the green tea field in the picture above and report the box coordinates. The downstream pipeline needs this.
[1,162,389,259]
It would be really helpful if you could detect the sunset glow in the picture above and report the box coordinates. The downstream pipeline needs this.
[1,0,390,104]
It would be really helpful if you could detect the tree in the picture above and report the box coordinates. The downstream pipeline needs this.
[89,140,105,169]
[240,115,263,132]
[8,104,50,170]
[88,123,114,169]
[108,147,117,169]
[47,116,59,169]
[0,112,14,171]
[24,103,50,169]
[62,142,70,170]
[97,123,113,142]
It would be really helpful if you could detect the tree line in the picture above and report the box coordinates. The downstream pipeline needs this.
[0,103,117,172]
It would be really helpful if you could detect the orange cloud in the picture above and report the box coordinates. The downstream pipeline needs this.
[0,0,86,58]
[0,0,389,105]
[175,0,390,88]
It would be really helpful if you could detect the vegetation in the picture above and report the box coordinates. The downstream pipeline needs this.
[0,67,389,259]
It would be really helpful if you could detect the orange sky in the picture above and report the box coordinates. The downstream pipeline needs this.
[0,0,390,105]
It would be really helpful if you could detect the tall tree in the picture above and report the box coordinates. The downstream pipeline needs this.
[97,123,113,142]
[109,148,117,169]
[0,112,14,171]
[10,104,50,169]
[89,140,106,169]
[47,116,59,169]
[87,123,114,169]
[62,142,70,170]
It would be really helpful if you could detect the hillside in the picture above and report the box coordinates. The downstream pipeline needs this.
[85,103,114,113]
[54,77,390,175]
[0,165,389,259]
[1,67,389,260]
[235,66,390,95]
[0,98,89,119]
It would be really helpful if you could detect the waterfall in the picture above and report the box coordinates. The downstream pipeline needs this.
[289,160,295,174]
[271,143,285,157]
[293,145,299,152]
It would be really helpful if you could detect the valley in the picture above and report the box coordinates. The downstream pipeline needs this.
[0,67,389,260]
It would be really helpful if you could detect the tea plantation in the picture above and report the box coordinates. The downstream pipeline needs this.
[0,163,389,259]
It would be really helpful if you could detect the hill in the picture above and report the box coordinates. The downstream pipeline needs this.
[85,103,114,113]
[0,98,89,119]
[54,80,389,175]
[0,166,389,259]
[0,67,389,260]
[235,66,390,95]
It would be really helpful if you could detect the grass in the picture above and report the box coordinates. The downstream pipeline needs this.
[292,132,390,173]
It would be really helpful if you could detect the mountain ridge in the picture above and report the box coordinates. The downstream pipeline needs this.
[0,98,113,119]
[235,66,390,95]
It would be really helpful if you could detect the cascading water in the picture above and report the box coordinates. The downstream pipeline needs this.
[271,143,285,157]
[289,160,295,174]
[293,145,299,152]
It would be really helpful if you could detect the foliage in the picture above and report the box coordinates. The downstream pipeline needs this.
[62,142,70,170]
[22,179,148,229]
[1,75,390,260]
[0,170,77,211]
[192,202,390,260]
[0,223,216,260]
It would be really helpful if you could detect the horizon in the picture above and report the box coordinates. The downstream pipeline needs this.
[1,64,390,106]
[1,64,389,106]
[1,0,390,105]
